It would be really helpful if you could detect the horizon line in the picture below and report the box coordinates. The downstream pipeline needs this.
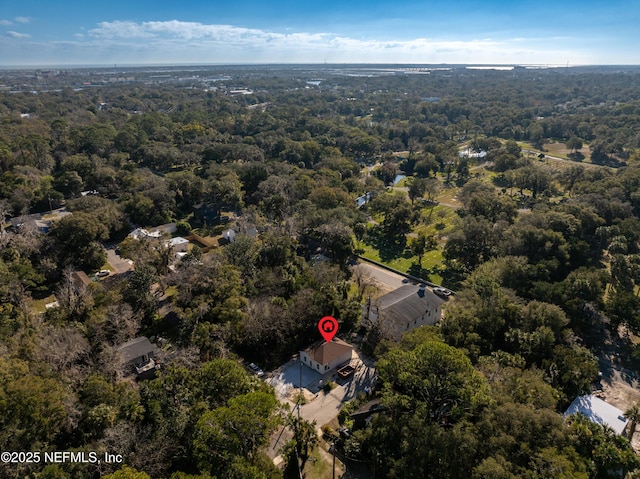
[2,62,640,72]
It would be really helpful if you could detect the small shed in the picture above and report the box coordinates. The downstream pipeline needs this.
[564,394,629,435]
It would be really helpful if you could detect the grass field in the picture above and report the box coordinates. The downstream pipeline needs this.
[359,224,445,284]
[30,294,58,314]
[540,141,591,161]
[302,447,345,479]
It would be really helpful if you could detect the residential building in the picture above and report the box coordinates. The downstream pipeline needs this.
[564,394,629,435]
[300,338,353,374]
[116,336,161,379]
[367,284,445,340]
[168,236,189,253]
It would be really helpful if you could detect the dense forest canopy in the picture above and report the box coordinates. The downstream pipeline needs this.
[2,64,640,478]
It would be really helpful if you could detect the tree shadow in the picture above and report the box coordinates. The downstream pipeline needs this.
[439,268,464,290]
[364,226,408,263]
[407,263,432,281]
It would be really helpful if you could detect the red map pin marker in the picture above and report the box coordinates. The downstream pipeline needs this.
[318,316,338,343]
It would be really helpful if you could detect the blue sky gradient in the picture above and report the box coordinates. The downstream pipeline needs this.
[0,0,638,66]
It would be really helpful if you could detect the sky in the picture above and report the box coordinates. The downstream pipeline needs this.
[0,0,639,66]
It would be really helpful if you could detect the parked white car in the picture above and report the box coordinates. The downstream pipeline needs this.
[432,287,452,298]
[248,362,264,377]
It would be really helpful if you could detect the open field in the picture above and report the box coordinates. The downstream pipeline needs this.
[541,141,592,161]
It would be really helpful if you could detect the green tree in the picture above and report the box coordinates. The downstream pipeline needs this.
[102,466,152,479]
[625,403,640,441]
[0,359,71,450]
[567,413,640,478]
[193,391,281,476]
[407,177,427,204]
[124,264,157,320]
[378,337,489,425]
[410,231,437,266]
[51,212,108,270]
[282,414,318,474]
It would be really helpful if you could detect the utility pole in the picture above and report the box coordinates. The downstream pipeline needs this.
[332,437,336,479]
[298,355,302,422]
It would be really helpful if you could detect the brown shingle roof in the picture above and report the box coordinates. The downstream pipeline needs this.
[303,337,352,366]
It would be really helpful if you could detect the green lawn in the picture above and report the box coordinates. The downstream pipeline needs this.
[358,197,458,285]
[30,294,58,314]
[302,447,344,479]
[359,240,444,285]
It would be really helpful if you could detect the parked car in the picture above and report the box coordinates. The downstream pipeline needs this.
[97,270,111,277]
[433,287,452,298]
[248,362,264,377]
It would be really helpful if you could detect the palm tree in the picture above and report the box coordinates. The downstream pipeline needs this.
[624,403,640,440]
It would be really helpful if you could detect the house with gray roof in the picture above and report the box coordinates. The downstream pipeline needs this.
[367,284,445,340]
[116,336,161,379]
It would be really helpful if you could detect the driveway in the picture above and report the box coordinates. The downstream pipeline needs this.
[267,348,377,427]
[267,358,323,398]
[105,247,134,275]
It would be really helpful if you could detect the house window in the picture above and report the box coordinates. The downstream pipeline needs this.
[325,365,329,371]
[303,356,306,362]
[316,364,319,370]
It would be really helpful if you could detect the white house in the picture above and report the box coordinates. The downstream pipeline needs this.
[564,394,629,435]
[168,236,189,253]
[367,284,445,340]
[300,338,353,374]
[128,223,177,240]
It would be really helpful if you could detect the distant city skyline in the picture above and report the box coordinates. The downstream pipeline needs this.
[1,0,639,66]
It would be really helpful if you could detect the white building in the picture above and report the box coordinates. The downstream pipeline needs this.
[564,394,629,435]
[168,237,189,253]
[300,338,353,374]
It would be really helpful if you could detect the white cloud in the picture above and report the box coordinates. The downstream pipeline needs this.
[89,20,331,46]
[6,31,30,39]
[88,20,506,56]
[14,16,30,24]
[0,19,605,65]
[0,19,12,26]
[90,21,156,39]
